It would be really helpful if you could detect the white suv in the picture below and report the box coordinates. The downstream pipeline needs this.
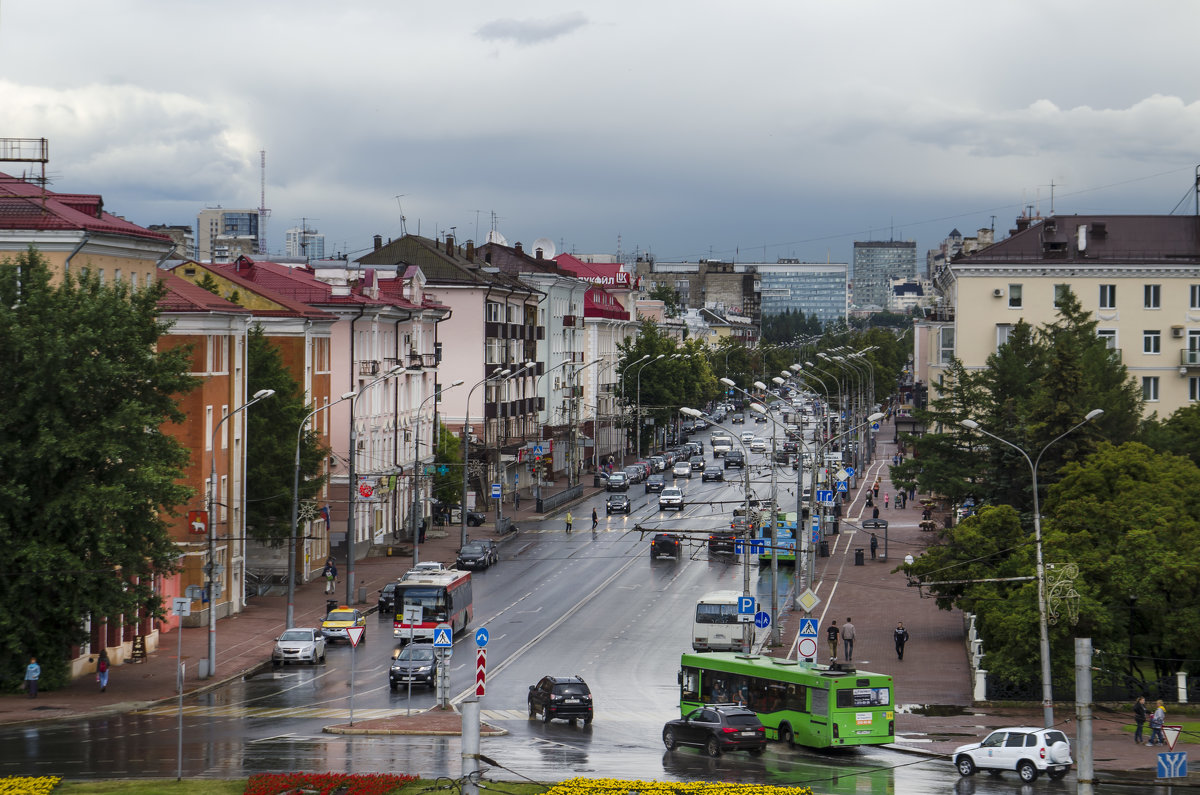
[953,727,1072,783]
[658,487,684,510]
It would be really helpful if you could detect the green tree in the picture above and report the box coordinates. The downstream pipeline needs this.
[432,422,463,504]
[647,282,683,317]
[1140,403,1200,467]
[0,249,197,689]
[617,322,719,452]
[244,326,328,544]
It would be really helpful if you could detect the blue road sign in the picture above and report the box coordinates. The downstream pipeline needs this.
[1158,752,1187,778]
[871,422,880,431]
[754,611,771,628]
[811,528,819,543]
[798,618,819,637]
[533,445,543,454]
[836,481,848,492]
[846,467,855,477]
[491,483,501,499]
[433,625,453,648]
[738,596,755,615]
[475,627,490,647]
[816,489,834,504]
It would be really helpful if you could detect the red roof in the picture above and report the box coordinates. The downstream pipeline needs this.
[584,285,629,320]
[157,271,250,315]
[209,256,438,313]
[555,253,636,289]
[0,172,171,243]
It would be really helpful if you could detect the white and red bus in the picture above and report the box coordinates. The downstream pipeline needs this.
[392,568,474,641]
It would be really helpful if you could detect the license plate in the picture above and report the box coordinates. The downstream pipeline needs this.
[564,698,579,704]
[740,731,757,737]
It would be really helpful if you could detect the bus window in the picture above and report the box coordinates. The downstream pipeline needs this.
[785,683,808,713]
[836,687,891,708]
[680,668,699,701]
[810,687,829,717]
[695,603,738,624]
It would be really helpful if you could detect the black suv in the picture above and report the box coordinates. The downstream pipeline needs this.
[707,531,737,554]
[389,643,440,690]
[528,675,593,724]
[377,581,400,614]
[644,474,666,493]
[651,533,683,559]
[724,450,746,469]
[663,705,766,756]
[606,493,632,514]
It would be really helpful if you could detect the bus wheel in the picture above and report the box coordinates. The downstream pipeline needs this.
[778,723,796,748]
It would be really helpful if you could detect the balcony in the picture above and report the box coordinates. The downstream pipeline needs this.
[1182,349,1200,368]
[407,351,438,370]
[358,360,380,376]
[562,315,577,328]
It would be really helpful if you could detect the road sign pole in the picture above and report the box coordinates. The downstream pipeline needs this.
[476,648,487,696]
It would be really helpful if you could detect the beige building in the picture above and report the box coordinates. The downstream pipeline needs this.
[916,214,1200,418]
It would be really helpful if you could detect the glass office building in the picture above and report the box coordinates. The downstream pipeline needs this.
[755,262,848,324]
[852,240,917,309]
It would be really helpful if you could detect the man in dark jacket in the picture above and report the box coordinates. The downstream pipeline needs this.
[894,621,910,660]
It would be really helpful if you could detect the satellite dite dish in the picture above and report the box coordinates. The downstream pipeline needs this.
[532,237,557,260]
[486,229,508,246]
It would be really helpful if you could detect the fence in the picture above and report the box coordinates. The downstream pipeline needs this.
[537,484,583,514]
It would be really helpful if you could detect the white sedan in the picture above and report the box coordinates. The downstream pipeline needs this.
[749,437,767,453]
[673,461,692,478]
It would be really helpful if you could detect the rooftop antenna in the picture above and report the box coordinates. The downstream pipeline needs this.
[395,195,408,236]
[257,150,271,255]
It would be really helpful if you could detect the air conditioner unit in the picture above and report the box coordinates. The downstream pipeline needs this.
[1171,325,1185,338]
[992,288,1005,298]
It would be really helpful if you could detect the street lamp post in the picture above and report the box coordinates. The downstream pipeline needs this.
[461,369,510,548]
[410,380,463,567]
[207,387,276,679]
[346,365,405,607]
[635,354,667,461]
[619,355,650,465]
[959,409,1103,728]
[287,390,356,629]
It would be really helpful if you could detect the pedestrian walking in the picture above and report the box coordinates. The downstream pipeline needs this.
[419,517,428,544]
[1133,696,1147,744]
[565,511,573,534]
[872,506,880,519]
[884,492,890,509]
[866,493,873,508]
[908,487,916,502]
[591,507,598,531]
[826,621,840,661]
[870,533,878,560]
[842,618,856,661]
[873,483,879,499]
[322,558,337,594]
[96,649,109,692]
[24,657,40,698]
[514,491,520,511]
[892,454,899,466]
[1148,700,1167,746]
[894,622,909,660]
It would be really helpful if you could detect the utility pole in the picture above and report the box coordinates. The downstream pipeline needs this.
[1075,638,1095,795]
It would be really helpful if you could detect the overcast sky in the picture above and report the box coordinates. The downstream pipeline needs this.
[4,1,1200,264]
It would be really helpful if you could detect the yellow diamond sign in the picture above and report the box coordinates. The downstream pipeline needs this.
[796,588,821,613]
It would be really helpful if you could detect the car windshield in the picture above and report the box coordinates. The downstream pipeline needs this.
[396,646,435,662]
[553,683,589,696]
[326,611,356,622]
[1044,730,1069,745]
[726,714,761,728]
[461,543,486,553]
[397,586,449,620]
[279,629,314,641]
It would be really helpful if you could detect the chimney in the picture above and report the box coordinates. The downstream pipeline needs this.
[373,234,382,251]
[445,234,455,256]
[535,246,544,260]
[465,240,475,262]
[1014,216,1031,233]
[514,241,523,254]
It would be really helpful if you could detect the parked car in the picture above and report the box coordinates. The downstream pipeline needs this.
[649,455,666,473]
[953,727,1073,782]
[456,539,498,570]
[606,471,629,492]
[645,473,666,493]
[702,468,725,482]
[528,675,593,724]
[606,493,632,514]
[724,450,746,469]
[272,627,326,666]
[389,642,440,690]
[634,460,653,478]
[658,487,684,511]
[321,606,366,643]
[688,455,707,472]
[377,581,400,614]
[663,705,766,757]
[623,465,645,484]
[651,532,684,557]
[432,501,486,527]
[672,461,692,479]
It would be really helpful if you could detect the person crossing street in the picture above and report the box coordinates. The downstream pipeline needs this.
[565,511,573,534]
[591,507,598,531]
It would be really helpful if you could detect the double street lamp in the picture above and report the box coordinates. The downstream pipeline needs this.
[635,354,671,461]
[410,380,464,566]
[207,387,276,679]
[287,389,357,629]
[959,409,1103,729]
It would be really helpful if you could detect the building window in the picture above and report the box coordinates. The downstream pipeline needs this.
[1097,329,1117,349]
[1142,376,1159,402]
[486,302,503,322]
[1008,285,1022,309]
[1053,284,1069,307]
[1191,377,1200,402]
[1143,330,1161,354]
[1099,284,1116,309]
[938,327,955,364]
[996,324,1013,349]
[485,338,503,364]
[1144,284,1161,309]
[507,304,516,323]
[1191,284,1200,310]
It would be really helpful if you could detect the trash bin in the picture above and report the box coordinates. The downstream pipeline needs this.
[325,599,338,614]
[819,540,829,558]
[357,585,367,605]
[854,548,865,566]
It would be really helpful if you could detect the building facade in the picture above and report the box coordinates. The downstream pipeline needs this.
[755,261,849,324]
[197,207,260,263]
[852,240,918,310]
[284,226,326,261]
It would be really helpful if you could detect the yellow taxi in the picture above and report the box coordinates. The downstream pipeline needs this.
[321,606,366,643]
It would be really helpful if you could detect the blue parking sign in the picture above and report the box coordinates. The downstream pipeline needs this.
[738,596,755,615]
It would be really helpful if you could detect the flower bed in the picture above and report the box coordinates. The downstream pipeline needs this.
[0,777,60,795]
[545,779,814,795]
[243,772,418,795]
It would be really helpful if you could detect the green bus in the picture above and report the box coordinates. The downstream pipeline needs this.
[678,652,894,748]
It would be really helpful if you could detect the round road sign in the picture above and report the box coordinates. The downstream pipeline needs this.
[358,481,374,498]
[798,637,818,659]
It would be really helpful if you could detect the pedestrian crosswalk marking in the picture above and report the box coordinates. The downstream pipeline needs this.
[137,704,665,723]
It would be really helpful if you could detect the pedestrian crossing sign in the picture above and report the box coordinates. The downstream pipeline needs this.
[798,618,819,637]
[433,625,453,648]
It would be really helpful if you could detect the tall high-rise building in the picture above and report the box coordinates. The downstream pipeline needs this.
[852,240,917,310]
[197,207,259,262]
[284,227,326,260]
